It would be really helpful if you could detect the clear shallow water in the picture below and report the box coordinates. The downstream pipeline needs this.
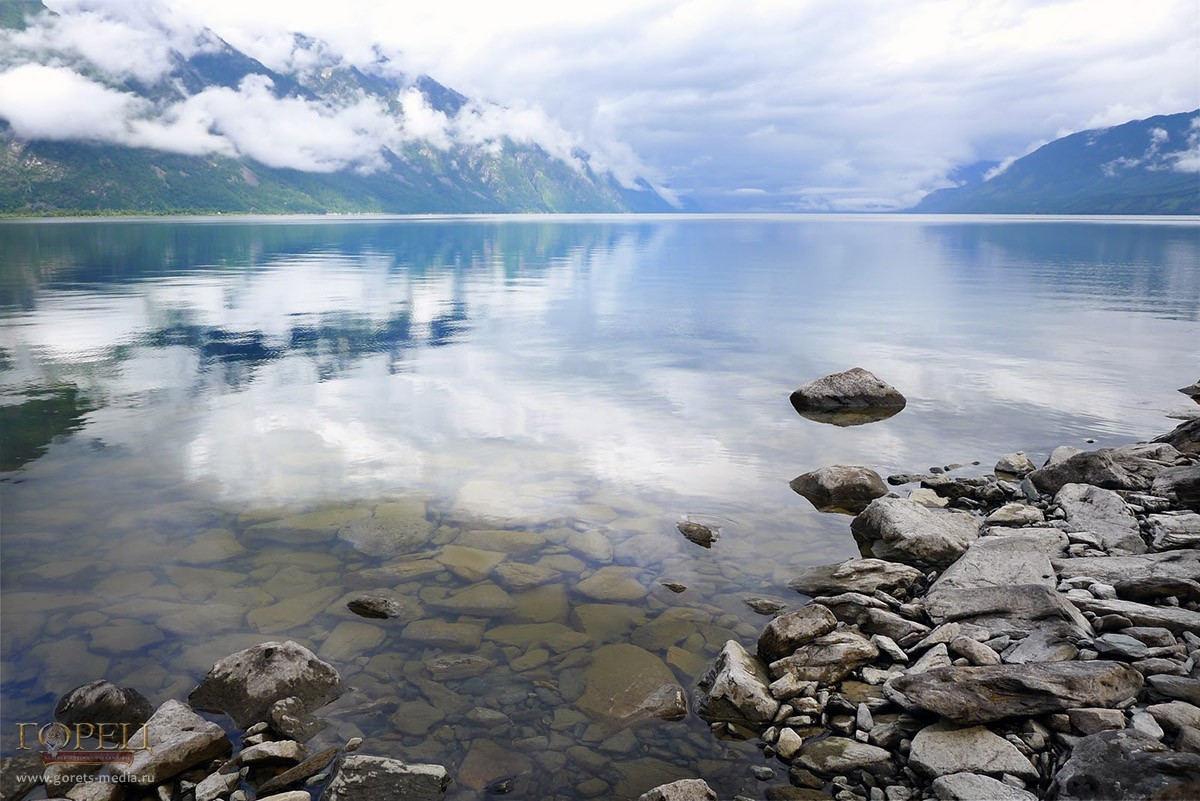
[0,215,1197,798]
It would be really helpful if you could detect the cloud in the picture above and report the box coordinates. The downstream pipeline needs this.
[0,64,144,141]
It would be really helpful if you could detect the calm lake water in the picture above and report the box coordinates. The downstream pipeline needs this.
[1,215,1197,798]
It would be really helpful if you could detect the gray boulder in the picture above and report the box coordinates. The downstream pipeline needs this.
[757,605,838,662]
[1053,729,1200,800]
[924,584,1092,638]
[1152,464,1200,510]
[1067,596,1200,634]
[995,452,1037,477]
[795,737,894,777]
[1054,483,1146,554]
[789,466,888,514]
[696,640,779,726]
[933,773,1036,801]
[768,629,879,684]
[1155,418,1200,456]
[637,779,717,801]
[819,594,930,642]
[112,700,230,785]
[926,537,1056,598]
[1028,443,1182,494]
[188,640,343,728]
[1149,512,1200,550]
[55,680,153,726]
[320,755,451,801]
[909,722,1037,781]
[788,558,924,597]
[851,497,979,569]
[889,661,1143,724]
[789,367,906,410]
[1053,550,1200,585]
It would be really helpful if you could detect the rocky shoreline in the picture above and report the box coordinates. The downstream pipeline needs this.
[3,376,1199,801]
[676,379,1200,800]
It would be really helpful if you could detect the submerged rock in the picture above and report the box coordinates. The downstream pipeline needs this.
[54,679,153,726]
[851,497,979,569]
[696,640,779,726]
[889,661,1143,724]
[575,643,683,724]
[789,466,888,514]
[188,640,343,728]
[787,557,924,596]
[320,755,450,801]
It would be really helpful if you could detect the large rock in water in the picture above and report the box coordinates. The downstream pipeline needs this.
[112,700,230,785]
[1053,729,1200,800]
[188,641,343,728]
[55,680,153,725]
[320,755,451,801]
[1054,483,1146,554]
[851,497,979,569]
[696,640,779,726]
[789,368,906,426]
[788,558,924,597]
[889,661,1143,724]
[789,466,889,514]
[575,643,686,725]
[1028,443,1182,494]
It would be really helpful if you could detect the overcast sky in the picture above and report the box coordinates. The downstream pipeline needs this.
[5,0,1199,210]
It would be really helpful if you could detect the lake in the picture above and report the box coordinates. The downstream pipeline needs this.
[1,214,1196,799]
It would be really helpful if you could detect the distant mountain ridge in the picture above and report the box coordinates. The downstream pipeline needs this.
[0,3,674,215]
[913,111,1199,215]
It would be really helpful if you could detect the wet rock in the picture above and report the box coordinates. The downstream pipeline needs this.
[768,630,878,684]
[795,737,894,777]
[637,779,718,801]
[697,640,780,726]
[1053,729,1200,801]
[1054,483,1146,554]
[995,452,1037,477]
[757,606,838,662]
[268,696,327,741]
[1180,380,1200,403]
[744,597,789,614]
[889,661,1143,724]
[677,521,718,548]
[984,504,1044,527]
[456,740,533,791]
[851,498,979,569]
[54,680,153,726]
[346,594,420,620]
[112,700,230,785]
[320,755,450,801]
[1148,511,1200,550]
[1028,443,1182,495]
[188,641,343,729]
[257,746,340,795]
[437,545,506,582]
[908,722,1037,781]
[390,701,445,736]
[403,619,484,650]
[576,566,649,602]
[789,466,888,514]
[788,558,924,597]
[1151,465,1200,510]
[789,368,906,414]
[662,582,689,594]
[931,773,1036,801]
[576,643,683,724]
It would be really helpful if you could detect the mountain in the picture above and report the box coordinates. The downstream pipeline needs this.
[913,111,1200,214]
[0,4,674,215]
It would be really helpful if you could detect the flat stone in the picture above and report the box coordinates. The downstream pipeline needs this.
[257,746,340,795]
[795,737,894,777]
[575,643,681,724]
[248,588,341,633]
[1147,701,1200,733]
[486,622,589,653]
[426,654,496,680]
[1068,707,1126,735]
[437,545,506,581]
[576,567,648,602]
[769,630,879,684]
[493,562,560,591]
[55,680,153,725]
[889,661,1144,724]
[244,507,371,545]
[909,722,1037,781]
[456,528,547,555]
[320,755,450,801]
[637,779,718,801]
[908,488,949,508]
[319,621,386,662]
[1066,596,1200,635]
[925,584,1092,640]
[187,640,343,728]
[757,605,838,662]
[984,503,1045,527]
[1151,464,1200,509]
[391,700,446,736]
[427,583,515,617]
[239,740,305,764]
[1053,729,1200,801]
[338,500,435,556]
[820,595,930,643]
[788,558,924,597]
[995,452,1037,477]
[1001,629,1080,664]
[932,773,1036,801]
[1053,550,1200,585]
[1054,483,1146,554]
[1092,632,1150,660]
[927,537,1056,601]
[948,636,1000,666]
[697,640,779,726]
[195,770,240,801]
[403,620,483,650]
[1146,676,1200,705]
[789,466,889,514]
[1149,512,1200,550]
[112,700,230,785]
[268,696,327,741]
[566,530,615,563]
[851,497,979,569]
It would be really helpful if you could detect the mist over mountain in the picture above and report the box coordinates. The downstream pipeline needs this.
[912,111,1199,215]
[0,1,675,214]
